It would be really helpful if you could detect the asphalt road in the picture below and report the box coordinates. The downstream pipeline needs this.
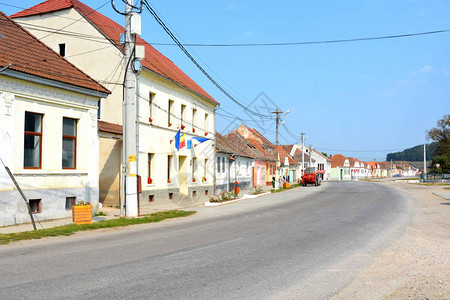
[0,181,416,299]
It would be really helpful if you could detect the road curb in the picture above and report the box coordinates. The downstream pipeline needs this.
[204,192,271,206]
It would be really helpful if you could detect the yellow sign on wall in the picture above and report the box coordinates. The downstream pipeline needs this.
[128,155,137,177]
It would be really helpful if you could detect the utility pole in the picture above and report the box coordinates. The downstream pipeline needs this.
[309,144,312,167]
[300,133,305,175]
[272,108,283,149]
[122,0,138,217]
[272,109,283,184]
[423,144,427,180]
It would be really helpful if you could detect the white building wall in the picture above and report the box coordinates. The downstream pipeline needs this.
[137,71,217,204]
[0,76,100,226]
[15,9,218,206]
[14,9,124,124]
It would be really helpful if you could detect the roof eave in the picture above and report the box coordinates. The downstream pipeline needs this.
[1,69,109,98]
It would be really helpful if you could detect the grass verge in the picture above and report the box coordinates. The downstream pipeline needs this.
[271,183,301,193]
[0,210,195,245]
[413,182,450,186]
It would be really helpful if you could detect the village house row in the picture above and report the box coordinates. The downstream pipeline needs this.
[0,1,419,226]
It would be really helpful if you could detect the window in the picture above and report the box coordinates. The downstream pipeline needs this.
[66,196,75,210]
[222,157,225,173]
[148,153,153,179]
[167,155,172,182]
[192,108,197,127]
[168,100,174,127]
[29,199,41,213]
[62,117,77,169]
[58,43,66,57]
[204,113,209,130]
[181,104,186,126]
[149,92,155,121]
[217,157,221,173]
[97,100,101,119]
[204,158,208,178]
[24,112,42,169]
[149,195,154,202]
[192,157,197,179]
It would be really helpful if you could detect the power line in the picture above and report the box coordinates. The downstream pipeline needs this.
[142,0,273,120]
[145,1,254,113]
[314,147,411,153]
[150,29,450,47]
[0,2,124,31]
[0,1,110,56]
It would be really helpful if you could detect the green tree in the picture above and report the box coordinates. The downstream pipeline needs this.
[426,114,450,173]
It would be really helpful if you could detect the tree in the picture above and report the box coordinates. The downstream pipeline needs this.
[426,115,450,173]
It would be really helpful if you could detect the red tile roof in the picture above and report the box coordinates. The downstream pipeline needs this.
[276,146,298,165]
[98,120,122,135]
[281,145,313,163]
[331,154,347,168]
[224,131,272,161]
[11,0,217,105]
[364,161,378,168]
[0,11,109,94]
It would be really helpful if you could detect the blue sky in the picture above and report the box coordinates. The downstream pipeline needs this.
[2,0,449,161]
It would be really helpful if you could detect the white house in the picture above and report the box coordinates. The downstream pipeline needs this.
[331,154,352,180]
[0,11,109,226]
[285,144,331,180]
[215,133,254,194]
[13,0,219,210]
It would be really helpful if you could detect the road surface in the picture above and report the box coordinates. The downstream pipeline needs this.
[0,181,416,299]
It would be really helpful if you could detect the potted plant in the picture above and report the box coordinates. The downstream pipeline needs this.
[148,177,153,184]
[192,128,196,133]
[72,200,93,225]
[202,176,207,182]
[181,124,185,130]
[167,179,172,184]
[192,177,196,183]
[148,117,152,123]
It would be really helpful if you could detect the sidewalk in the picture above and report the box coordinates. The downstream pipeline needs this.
[0,185,287,235]
[0,212,119,235]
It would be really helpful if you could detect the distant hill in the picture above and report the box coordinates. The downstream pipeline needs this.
[386,143,437,161]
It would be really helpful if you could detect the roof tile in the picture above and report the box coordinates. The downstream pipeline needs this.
[0,10,109,94]
[11,0,216,104]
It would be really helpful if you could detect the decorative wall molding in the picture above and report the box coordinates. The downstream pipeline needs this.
[0,77,97,111]
[0,92,15,116]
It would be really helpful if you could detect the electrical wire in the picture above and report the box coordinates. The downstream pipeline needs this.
[314,147,412,153]
[142,0,273,120]
[281,121,302,139]
[146,1,255,111]
[150,29,450,47]
[0,2,124,31]
[0,1,110,56]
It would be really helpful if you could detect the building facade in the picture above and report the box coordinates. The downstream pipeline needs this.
[13,0,218,210]
[0,11,109,226]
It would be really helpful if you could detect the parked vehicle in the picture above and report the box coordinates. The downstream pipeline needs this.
[301,167,322,186]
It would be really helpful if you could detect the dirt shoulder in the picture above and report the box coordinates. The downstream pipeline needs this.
[332,182,450,300]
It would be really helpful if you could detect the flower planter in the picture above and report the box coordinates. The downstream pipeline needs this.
[72,205,93,224]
